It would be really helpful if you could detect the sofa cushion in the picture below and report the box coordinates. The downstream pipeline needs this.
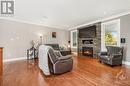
[45,44,60,50]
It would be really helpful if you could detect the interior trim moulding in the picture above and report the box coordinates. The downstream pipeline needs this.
[3,57,130,66]
[122,61,130,66]
[3,57,27,63]
[0,11,130,30]
[0,17,66,30]
[69,11,130,30]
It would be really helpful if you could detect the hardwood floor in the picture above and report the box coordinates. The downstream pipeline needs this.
[0,48,3,75]
[1,56,130,86]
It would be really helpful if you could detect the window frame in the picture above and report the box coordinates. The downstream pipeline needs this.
[70,30,77,48]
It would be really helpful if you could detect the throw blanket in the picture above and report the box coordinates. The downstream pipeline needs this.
[39,45,51,75]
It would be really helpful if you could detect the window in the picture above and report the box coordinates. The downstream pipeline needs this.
[71,30,77,48]
[101,19,120,51]
[105,32,118,46]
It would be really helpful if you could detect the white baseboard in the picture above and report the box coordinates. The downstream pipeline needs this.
[3,57,130,66]
[3,57,27,63]
[122,61,130,65]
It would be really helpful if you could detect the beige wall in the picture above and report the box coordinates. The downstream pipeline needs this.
[120,14,130,62]
[0,19,69,61]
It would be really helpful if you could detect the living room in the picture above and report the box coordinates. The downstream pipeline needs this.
[0,0,130,86]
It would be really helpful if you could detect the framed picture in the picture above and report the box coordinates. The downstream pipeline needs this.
[52,32,56,38]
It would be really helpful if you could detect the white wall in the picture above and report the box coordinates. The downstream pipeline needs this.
[0,19,69,61]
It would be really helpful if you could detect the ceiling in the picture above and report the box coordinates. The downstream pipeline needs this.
[3,0,130,30]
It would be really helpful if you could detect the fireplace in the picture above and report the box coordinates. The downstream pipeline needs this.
[78,23,101,58]
[82,47,93,57]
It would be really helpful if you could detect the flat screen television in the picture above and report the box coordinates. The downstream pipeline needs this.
[79,25,96,38]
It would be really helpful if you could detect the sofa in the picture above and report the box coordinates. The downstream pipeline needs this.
[45,44,71,56]
[98,46,123,66]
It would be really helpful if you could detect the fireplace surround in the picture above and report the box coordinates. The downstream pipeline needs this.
[78,23,101,58]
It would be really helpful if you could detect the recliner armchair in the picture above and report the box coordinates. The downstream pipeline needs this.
[48,47,73,74]
[45,44,71,56]
[99,46,123,66]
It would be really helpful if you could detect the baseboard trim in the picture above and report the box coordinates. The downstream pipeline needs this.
[3,57,130,66]
[4,57,27,63]
[122,61,130,65]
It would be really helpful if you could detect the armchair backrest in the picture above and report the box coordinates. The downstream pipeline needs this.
[48,47,58,64]
[106,46,123,55]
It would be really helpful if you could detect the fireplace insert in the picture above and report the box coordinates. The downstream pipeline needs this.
[82,47,93,57]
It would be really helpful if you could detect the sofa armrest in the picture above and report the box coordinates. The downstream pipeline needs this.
[54,50,62,57]
[54,58,73,74]
[60,50,71,56]
[58,55,72,60]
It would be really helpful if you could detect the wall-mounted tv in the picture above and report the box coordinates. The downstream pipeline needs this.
[79,25,96,38]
